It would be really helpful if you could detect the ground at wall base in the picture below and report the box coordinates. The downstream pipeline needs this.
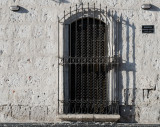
[0,122,160,127]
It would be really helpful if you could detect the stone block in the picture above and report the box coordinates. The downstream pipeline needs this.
[8,11,25,23]
[134,89,143,104]
[7,55,17,70]
[137,74,156,89]
[35,40,56,55]
[37,0,55,6]
[17,56,33,71]
[0,25,6,39]
[0,40,11,56]
[0,1,8,5]
[5,24,15,39]
[25,72,43,87]
[0,85,9,105]
[45,106,57,122]
[43,72,57,87]
[32,25,45,39]
[17,25,31,38]
[138,10,156,22]
[28,86,56,106]
[40,8,54,22]
[33,57,52,71]
[138,106,160,124]
[0,56,8,71]
[30,106,47,121]
[12,105,30,121]
[123,88,136,105]
[1,105,12,122]
[25,7,38,22]
[19,0,36,6]
[28,39,36,54]
[5,72,25,87]
[0,8,8,22]
[13,40,29,55]
[46,25,57,40]
[8,88,33,106]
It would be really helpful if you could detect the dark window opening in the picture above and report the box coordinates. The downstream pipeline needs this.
[63,17,119,114]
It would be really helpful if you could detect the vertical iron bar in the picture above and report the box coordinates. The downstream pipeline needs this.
[114,18,117,107]
[105,6,108,114]
[58,16,60,114]
[117,17,120,113]
[63,11,66,70]
[75,4,78,113]
[99,3,102,113]
[64,10,68,113]
[109,56,110,113]
[93,3,95,114]
[63,11,65,113]
[81,3,83,113]
[69,7,72,113]
[114,17,117,112]
[63,10,68,113]
[87,2,89,113]
[108,24,110,114]
[113,13,115,106]
[96,4,99,113]
[112,10,114,114]
[116,18,118,103]
[113,15,115,106]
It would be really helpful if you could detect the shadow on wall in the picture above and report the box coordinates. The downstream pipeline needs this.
[117,13,137,123]
[150,5,160,11]
[58,5,137,122]
[107,10,137,122]
[52,0,70,4]
[17,6,29,13]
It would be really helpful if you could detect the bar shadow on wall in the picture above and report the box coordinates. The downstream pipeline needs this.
[52,0,70,4]
[104,10,137,122]
[116,13,137,123]
[59,6,137,121]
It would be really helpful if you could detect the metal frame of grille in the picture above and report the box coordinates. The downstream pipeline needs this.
[58,3,120,115]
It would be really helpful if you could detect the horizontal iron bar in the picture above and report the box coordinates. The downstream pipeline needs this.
[59,57,119,65]
[61,100,119,103]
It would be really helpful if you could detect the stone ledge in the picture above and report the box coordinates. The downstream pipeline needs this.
[58,114,120,122]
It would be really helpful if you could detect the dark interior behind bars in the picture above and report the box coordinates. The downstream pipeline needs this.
[63,17,119,114]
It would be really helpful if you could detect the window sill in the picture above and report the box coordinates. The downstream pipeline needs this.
[58,114,120,122]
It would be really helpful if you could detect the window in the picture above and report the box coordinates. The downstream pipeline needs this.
[58,4,120,116]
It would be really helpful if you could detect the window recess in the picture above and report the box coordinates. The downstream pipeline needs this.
[58,3,120,116]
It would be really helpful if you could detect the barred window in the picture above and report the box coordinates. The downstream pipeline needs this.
[58,4,120,115]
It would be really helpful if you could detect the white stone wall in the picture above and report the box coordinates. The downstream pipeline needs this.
[0,0,159,124]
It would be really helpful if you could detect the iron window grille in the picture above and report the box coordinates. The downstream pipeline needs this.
[58,3,120,115]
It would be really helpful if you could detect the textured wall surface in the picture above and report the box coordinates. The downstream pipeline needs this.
[0,0,160,124]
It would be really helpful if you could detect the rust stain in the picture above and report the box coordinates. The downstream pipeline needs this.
[29,76,32,80]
